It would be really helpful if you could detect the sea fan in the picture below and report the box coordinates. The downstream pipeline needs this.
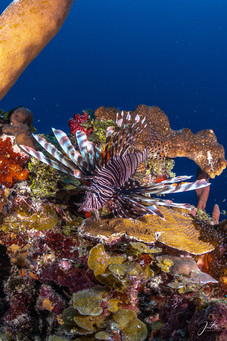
[21,112,209,219]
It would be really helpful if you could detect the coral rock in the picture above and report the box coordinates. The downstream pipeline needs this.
[94,105,226,178]
[10,106,33,126]
[157,255,218,284]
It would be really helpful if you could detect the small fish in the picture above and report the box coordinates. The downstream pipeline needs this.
[20,112,210,219]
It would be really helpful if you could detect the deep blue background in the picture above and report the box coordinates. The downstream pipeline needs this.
[0,0,226,216]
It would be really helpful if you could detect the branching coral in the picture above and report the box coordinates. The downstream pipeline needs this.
[0,0,75,100]
[95,105,226,178]
[0,136,29,187]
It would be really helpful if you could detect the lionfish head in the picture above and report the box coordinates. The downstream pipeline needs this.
[80,191,103,212]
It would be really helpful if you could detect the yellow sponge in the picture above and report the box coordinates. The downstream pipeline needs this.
[0,0,75,100]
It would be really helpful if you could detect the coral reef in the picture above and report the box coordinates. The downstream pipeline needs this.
[0,105,226,340]
[95,105,226,178]
[0,0,75,100]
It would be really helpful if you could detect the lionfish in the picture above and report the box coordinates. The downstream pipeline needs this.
[21,112,209,219]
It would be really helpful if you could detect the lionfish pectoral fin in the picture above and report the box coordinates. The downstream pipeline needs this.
[33,134,77,171]
[52,128,84,169]
[158,179,210,195]
[76,130,98,170]
[20,145,74,176]
[147,205,165,220]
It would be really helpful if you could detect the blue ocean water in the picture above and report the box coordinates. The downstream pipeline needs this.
[0,0,226,216]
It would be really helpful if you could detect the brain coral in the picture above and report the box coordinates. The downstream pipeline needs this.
[95,105,226,178]
[79,207,215,255]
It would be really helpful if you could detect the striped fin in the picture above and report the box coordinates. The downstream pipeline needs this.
[156,179,210,195]
[110,111,124,159]
[109,112,147,160]
[52,128,83,168]
[33,134,76,171]
[124,176,194,194]
[125,196,165,219]
[130,194,191,210]
[76,130,98,170]
[112,193,165,219]
[20,145,74,176]
[122,178,209,196]
[117,112,132,156]
[76,130,89,162]
[120,116,147,157]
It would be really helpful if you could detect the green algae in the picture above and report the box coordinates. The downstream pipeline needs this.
[27,157,64,198]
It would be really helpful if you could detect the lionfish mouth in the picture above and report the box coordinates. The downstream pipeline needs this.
[20,111,210,219]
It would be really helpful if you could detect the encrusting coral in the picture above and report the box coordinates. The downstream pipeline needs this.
[79,207,215,255]
[0,0,75,100]
[95,105,226,178]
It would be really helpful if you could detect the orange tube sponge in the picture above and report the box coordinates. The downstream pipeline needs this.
[0,0,75,100]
